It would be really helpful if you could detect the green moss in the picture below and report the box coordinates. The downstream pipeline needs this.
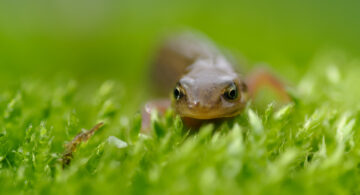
[0,52,360,194]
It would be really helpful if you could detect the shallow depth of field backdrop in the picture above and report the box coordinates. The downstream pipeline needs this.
[1,0,360,194]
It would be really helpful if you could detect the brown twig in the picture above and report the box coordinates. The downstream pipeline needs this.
[61,122,104,168]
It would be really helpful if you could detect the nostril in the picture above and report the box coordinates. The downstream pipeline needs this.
[188,101,200,109]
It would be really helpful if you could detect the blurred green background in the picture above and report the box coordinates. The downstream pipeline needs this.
[1,0,360,107]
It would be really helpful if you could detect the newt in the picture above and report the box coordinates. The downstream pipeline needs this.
[142,32,289,130]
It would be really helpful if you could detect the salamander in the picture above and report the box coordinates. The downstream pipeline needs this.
[142,32,289,130]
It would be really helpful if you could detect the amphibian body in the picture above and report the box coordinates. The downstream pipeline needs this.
[142,32,289,130]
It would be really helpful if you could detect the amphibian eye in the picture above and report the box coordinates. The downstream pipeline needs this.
[224,83,238,100]
[173,85,184,100]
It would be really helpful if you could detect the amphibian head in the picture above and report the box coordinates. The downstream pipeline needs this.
[172,57,248,119]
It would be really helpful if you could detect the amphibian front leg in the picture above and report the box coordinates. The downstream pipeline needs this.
[246,68,291,102]
[141,99,171,132]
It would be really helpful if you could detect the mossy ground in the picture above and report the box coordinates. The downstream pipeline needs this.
[1,52,360,194]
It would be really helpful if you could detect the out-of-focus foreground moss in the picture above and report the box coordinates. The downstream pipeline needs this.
[1,0,360,194]
[1,53,360,194]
